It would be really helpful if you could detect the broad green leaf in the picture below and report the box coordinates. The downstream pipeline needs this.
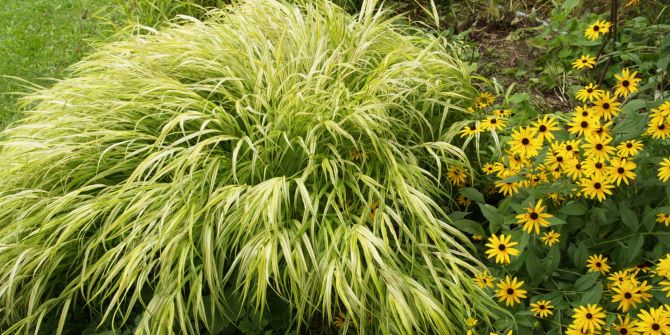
[460,187,484,203]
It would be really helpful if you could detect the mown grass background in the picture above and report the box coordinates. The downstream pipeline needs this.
[0,0,110,128]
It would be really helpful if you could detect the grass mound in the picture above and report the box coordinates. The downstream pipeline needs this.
[0,0,496,333]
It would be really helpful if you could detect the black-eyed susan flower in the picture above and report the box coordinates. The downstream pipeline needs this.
[660,280,670,297]
[576,83,604,102]
[530,300,554,318]
[580,175,614,201]
[507,153,530,171]
[482,162,504,175]
[576,104,593,118]
[495,180,520,197]
[656,254,670,278]
[583,159,609,179]
[495,276,527,306]
[565,159,586,180]
[481,116,507,131]
[593,120,613,139]
[658,158,670,182]
[568,115,600,137]
[565,324,600,335]
[611,280,643,312]
[608,270,636,288]
[614,68,642,98]
[533,115,560,142]
[572,304,606,333]
[545,150,568,170]
[636,307,670,334]
[573,55,597,70]
[492,109,512,117]
[516,199,553,234]
[540,230,560,246]
[447,165,468,186]
[456,195,472,207]
[658,213,670,226]
[617,140,643,157]
[474,271,495,288]
[608,157,636,186]
[587,254,611,274]
[584,20,612,40]
[509,126,542,158]
[583,134,615,162]
[646,119,670,139]
[334,312,346,329]
[592,91,621,121]
[477,92,496,107]
[612,315,639,335]
[485,234,520,264]
[459,124,483,137]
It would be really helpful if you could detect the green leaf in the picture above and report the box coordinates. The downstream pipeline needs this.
[559,201,588,216]
[479,203,503,233]
[573,242,589,268]
[574,272,599,292]
[561,0,580,12]
[619,203,640,231]
[451,219,486,236]
[579,283,603,305]
[460,187,484,203]
[627,235,644,265]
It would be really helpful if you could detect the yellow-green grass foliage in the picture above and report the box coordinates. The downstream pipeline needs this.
[0,0,497,333]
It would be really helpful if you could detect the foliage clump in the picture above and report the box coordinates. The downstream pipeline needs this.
[0,0,495,333]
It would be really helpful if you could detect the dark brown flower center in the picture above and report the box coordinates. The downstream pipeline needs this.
[587,88,593,93]
[582,59,588,63]
[595,144,603,150]
[506,288,514,295]
[653,324,660,331]
[603,102,610,109]
[576,164,582,169]
[586,312,593,319]
[581,121,589,128]
[626,143,633,148]
[595,262,602,267]
[539,305,545,310]
[595,162,603,169]
[530,212,539,220]
[557,156,564,162]
[593,25,600,31]
[491,119,497,124]
[618,167,625,174]
[622,80,630,87]
[624,292,632,299]
[621,328,628,335]
[522,138,530,145]
[498,244,506,251]
[594,182,602,189]
[660,124,666,130]
[566,145,573,151]
[539,125,547,132]
[582,111,589,116]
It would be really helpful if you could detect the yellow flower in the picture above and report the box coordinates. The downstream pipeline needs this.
[584,20,612,40]
[580,175,614,202]
[582,159,609,179]
[495,180,520,197]
[481,116,507,131]
[492,109,512,117]
[607,270,637,288]
[568,114,600,137]
[545,150,568,170]
[658,157,670,182]
[447,165,468,186]
[495,276,527,306]
[477,92,496,108]
[587,254,611,274]
[507,153,530,171]
[613,314,639,335]
[573,55,597,70]
[658,213,670,226]
[572,304,606,333]
[592,91,621,121]
[474,271,495,288]
[607,157,636,186]
[509,126,542,158]
[565,158,586,181]
[576,83,605,102]
[582,134,615,162]
[636,307,670,335]
[485,234,520,264]
[482,162,504,175]
[646,118,670,139]
[533,115,560,142]
[617,140,643,157]
[656,254,670,278]
[540,230,560,246]
[466,317,478,328]
[516,199,553,234]
[614,68,641,98]
[565,324,601,335]
[334,312,346,329]
[460,124,483,137]
[456,195,472,207]
[611,280,643,312]
[625,0,640,6]
[530,300,554,318]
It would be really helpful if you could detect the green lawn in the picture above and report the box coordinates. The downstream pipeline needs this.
[0,0,111,127]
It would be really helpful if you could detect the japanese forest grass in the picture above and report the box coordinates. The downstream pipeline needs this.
[0,0,499,333]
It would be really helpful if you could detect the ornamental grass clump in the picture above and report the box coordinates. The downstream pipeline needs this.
[0,0,496,333]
